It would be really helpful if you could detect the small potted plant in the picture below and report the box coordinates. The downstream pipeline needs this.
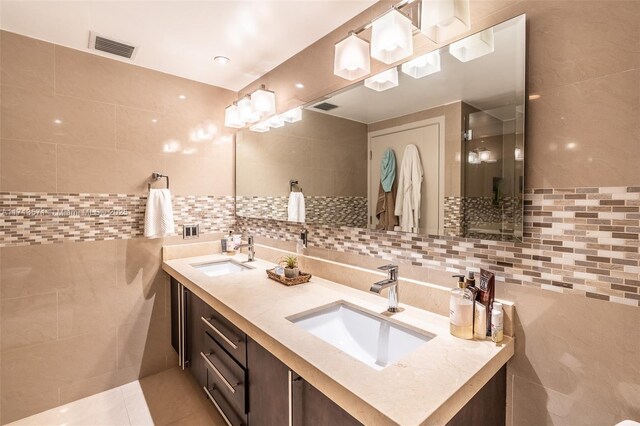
[279,255,300,278]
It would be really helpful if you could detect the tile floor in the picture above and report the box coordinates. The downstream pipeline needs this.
[7,368,226,426]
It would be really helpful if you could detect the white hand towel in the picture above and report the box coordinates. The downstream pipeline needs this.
[287,192,306,223]
[144,189,175,238]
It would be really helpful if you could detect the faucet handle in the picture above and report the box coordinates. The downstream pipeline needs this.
[378,264,398,271]
[247,235,254,244]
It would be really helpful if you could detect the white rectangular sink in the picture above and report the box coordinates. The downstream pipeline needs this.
[191,259,253,277]
[288,302,433,370]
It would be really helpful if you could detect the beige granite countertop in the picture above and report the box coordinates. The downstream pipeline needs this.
[162,251,514,426]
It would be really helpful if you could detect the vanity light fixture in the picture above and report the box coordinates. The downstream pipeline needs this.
[214,55,230,64]
[249,122,270,133]
[237,96,260,124]
[251,86,276,118]
[371,8,414,64]
[224,103,245,129]
[334,33,371,81]
[515,147,524,161]
[281,107,302,123]
[449,28,494,62]
[468,151,480,164]
[401,50,441,79]
[420,0,470,43]
[267,115,285,128]
[364,67,399,92]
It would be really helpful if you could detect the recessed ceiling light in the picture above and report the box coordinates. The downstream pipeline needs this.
[295,83,304,89]
[178,94,186,100]
[214,56,230,64]
[151,119,158,123]
[528,94,541,100]
[53,119,62,124]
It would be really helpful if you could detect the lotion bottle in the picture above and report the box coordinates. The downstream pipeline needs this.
[450,275,474,339]
[491,302,504,343]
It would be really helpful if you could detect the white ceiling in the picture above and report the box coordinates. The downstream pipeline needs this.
[0,0,376,91]
[309,15,526,124]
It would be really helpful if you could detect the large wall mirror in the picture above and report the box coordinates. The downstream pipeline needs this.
[236,15,526,241]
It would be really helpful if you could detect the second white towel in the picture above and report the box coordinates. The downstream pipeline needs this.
[144,188,175,238]
[287,192,305,223]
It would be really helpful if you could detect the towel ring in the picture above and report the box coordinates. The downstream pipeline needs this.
[289,179,302,193]
[148,172,169,191]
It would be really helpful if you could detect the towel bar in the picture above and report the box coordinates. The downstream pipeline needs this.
[289,179,302,193]
[148,172,169,191]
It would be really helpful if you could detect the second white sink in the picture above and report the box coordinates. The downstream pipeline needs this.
[191,259,253,277]
[288,301,434,370]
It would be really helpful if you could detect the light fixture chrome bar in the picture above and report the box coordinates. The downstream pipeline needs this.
[347,0,421,39]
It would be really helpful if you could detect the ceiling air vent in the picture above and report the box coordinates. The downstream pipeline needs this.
[313,102,339,111]
[88,31,138,60]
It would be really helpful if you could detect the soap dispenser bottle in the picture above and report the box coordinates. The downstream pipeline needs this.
[450,275,474,339]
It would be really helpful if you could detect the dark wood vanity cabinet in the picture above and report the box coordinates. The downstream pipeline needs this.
[171,278,505,425]
[247,337,361,426]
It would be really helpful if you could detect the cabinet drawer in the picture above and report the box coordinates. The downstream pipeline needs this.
[203,333,247,419]
[201,305,247,367]
[203,385,246,426]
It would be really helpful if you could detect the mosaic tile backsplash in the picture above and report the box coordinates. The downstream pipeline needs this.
[0,192,235,246]
[236,195,367,227]
[236,186,640,307]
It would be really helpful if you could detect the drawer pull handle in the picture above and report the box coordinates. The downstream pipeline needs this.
[201,316,240,350]
[203,386,233,426]
[201,352,239,394]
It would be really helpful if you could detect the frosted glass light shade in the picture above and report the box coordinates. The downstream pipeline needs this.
[282,107,302,123]
[334,34,370,80]
[251,89,276,117]
[371,9,413,64]
[401,50,441,79]
[364,67,399,92]
[224,104,244,128]
[449,28,494,62]
[478,149,491,162]
[267,115,285,128]
[237,97,259,124]
[468,151,479,164]
[250,122,270,133]
[420,0,470,43]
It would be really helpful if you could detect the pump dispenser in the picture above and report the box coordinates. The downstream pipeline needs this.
[450,275,474,339]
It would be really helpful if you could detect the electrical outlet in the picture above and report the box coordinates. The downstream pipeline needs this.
[182,224,199,239]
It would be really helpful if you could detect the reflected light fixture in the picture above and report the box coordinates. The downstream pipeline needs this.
[364,67,399,92]
[237,96,260,124]
[401,50,441,79]
[267,115,285,128]
[449,28,494,62]
[224,103,245,129]
[334,33,370,81]
[250,122,270,133]
[515,147,524,161]
[468,151,480,164]
[371,8,413,64]
[251,86,276,118]
[420,0,470,43]
[281,107,302,123]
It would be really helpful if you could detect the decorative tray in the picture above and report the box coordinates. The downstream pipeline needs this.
[266,268,312,286]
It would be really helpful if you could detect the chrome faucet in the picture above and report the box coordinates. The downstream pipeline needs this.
[237,235,255,262]
[370,264,399,313]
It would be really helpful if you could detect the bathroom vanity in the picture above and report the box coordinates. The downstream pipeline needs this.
[163,248,514,425]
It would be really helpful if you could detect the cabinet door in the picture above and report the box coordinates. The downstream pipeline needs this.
[186,290,207,388]
[247,338,289,425]
[292,373,361,426]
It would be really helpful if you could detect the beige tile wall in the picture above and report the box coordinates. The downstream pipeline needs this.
[236,1,640,425]
[0,30,236,424]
